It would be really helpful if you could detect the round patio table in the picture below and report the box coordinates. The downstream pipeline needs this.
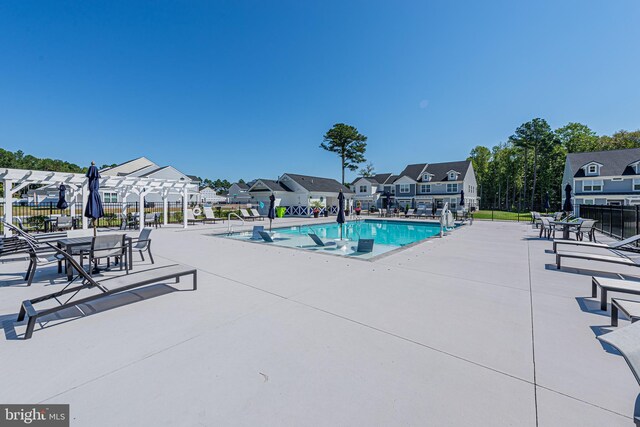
[551,220,581,240]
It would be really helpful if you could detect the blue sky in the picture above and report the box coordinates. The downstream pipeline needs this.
[1,1,639,183]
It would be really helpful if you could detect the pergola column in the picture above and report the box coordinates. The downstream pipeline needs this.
[138,191,145,230]
[3,179,13,236]
[163,193,169,226]
[182,187,188,229]
[81,181,89,229]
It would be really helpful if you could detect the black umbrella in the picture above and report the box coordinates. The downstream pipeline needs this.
[57,184,69,210]
[460,190,465,207]
[84,161,105,236]
[337,190,346,240]
[268,193,276,231]
[563,184,573,213]
[544,191,551,212]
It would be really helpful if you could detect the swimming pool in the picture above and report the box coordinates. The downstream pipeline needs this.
[220,219,453,259]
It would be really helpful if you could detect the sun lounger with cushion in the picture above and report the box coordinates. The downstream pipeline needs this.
[556,250,638,270]
[17,243,197,339]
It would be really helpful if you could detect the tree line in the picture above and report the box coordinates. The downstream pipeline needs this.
[468,119,640,211]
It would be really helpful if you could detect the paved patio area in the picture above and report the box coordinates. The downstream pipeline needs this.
[1,219,639,426]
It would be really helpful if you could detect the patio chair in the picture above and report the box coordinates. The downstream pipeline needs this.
[144,213,158,228]
[19,236,65,286]
[554,233,640,253]
[351,239,374,253]
[186,209,205,225]
[55,216,73,231]
[251,226,264,240]
[308,233,336,247]
[15,217,40,233]
[553,212,564,221]
[17,242,197,339]
[80,234,128,276]
[239,209,257,221]
[203,207,223,224]
[405,209,418,218]
[574,219,597,242]
[539,217,556,239]
[131,228,154,264]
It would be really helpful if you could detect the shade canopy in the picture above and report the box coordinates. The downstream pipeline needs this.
[563,184,573,212]
[84,164,105,220]
[56,184,68,210]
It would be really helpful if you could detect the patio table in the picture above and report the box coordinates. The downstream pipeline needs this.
[56,234,133,280]
[551,220,581,240]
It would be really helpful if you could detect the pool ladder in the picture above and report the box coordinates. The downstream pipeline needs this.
[227,212,245,234]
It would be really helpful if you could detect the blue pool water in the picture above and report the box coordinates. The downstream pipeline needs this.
[220,219,453,259]
[277,220,443,247]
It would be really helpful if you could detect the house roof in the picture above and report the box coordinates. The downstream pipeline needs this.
[232,182,250,190]
[100,157,156,176]
[186,175,201,183]
[399,161,471,182]
[353,173,395,186]
[283,173,354,194]
[250,179,291,192]
[567,148,640,177]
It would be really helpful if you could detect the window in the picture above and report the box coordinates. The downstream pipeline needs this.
[583,180,603,192]
[588,164,597,174]
[581,199,594,205]
[103,192,117,203]
[420,184,431,193]
[634,179,640,191]
[359,185,368,193]
[399,184,410,194]
[446,183,458,193]
[448,172,457,180]
[422,174,431,182]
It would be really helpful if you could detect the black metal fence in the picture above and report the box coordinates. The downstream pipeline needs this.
[579,205,640,240]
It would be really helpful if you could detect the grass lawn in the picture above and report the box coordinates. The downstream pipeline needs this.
[473,210,531,222]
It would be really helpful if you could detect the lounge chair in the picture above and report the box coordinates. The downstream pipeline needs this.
[556,249,638,270]
[203,207,223,224]
[351,239,374,253]
[15,217,40,233]
[596,321,640,425]
[248,209,264,221]
[239,209,257,221]
[258,231,274,242]
[251,226,264,240]
[17,243,197,339]
[186,209,205,225]
[553,233,640,253]
[591,277,640,311]
[131,228,154,264]
[610,299,640,327]
[17,235,66,286]
[308,233,336,247]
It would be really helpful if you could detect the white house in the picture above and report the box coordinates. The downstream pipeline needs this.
[248,173,354,216]
[350,173,397,210]
[100,157,200,204]
[227,182,251,204]
[199,186,226,204]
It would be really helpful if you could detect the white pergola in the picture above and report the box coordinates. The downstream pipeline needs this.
[1,167,195,236]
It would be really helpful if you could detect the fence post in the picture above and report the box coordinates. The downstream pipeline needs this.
[636,205,639,239]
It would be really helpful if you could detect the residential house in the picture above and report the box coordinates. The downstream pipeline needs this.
[562,148,640,211]
[393,161,478,211]
[350,174,397,210]
[100,157,200,204]
[248,173,354,216]
[199,186,226,204]
[227,182,251,204]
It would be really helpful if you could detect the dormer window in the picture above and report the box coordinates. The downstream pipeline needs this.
[588,165,597,174]
[448,172,458,181]
[583,162,602,176]
[422,174,431,182]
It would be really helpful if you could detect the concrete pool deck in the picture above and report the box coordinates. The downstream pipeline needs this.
[1,218,639,426]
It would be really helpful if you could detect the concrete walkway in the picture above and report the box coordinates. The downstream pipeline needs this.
[0,219,638,426]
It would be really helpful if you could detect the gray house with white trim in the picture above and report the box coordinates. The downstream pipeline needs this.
[562,148,640,211]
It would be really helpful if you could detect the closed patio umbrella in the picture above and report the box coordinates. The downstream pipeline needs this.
[337,190,346,240]
[460,190,465,207]
[563,184,573,213]
[84,161,105,236]
[268,193,276,231]
[544,191,551,213]
[57,184,68,210]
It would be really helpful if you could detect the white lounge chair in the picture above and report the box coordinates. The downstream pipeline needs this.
[239,209,257,222]
[554,233,640,253]
[186,209,205,225]
[203,207,223,224]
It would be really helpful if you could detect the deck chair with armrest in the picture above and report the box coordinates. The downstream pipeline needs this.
[239,209,257,221]
[131,228,154,264]
[56,216,73,231]
[144,213,158,228]
[80,234,128,276]
[16,242,197,339]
